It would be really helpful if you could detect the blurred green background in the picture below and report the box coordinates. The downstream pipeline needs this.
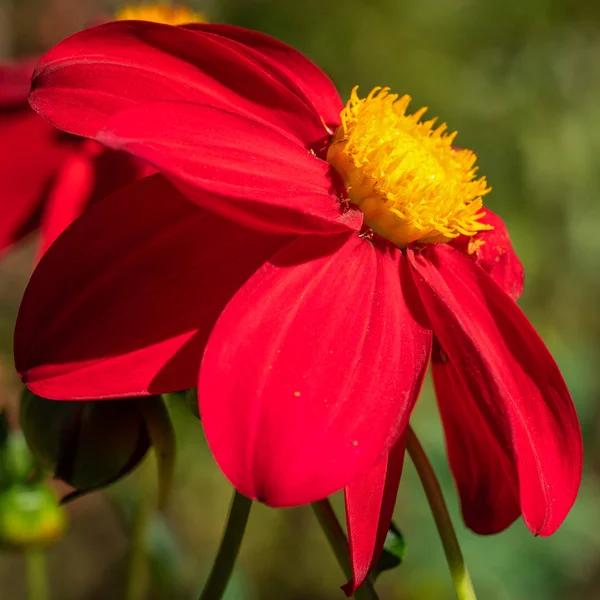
[1,0,599,598]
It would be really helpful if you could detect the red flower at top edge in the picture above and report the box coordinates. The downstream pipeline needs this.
[13,21,581,593]
[0,58,148,260]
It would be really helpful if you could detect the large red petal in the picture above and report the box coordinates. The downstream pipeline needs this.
[184,24,343,130]
[0,108,74,255]
[451,209,524,301]
[199,235,431,507]
[431,341,520,534]
[15,174,290,399]
[343,433,409,595]
[408,244,582,536]
[98,102,353,235]
[29,21,328,148]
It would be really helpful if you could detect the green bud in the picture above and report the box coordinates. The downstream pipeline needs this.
[0,483,66,548]
[20,391,154,493]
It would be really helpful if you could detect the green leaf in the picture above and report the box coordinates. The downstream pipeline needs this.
[372,521,407,580]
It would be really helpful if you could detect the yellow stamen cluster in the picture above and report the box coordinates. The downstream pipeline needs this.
[116,3,206,25]
[327,86,492,247]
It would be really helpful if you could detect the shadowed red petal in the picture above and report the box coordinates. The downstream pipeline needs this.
[200,235,431,507]
[37,141,97,258]
[15,174,290,399]
[29,21,328,148]
[432,341,520,534]
[343,432,410,595]
[0,109,74,255]
[451,209,524,301]
[0,58,38,106]
[185,24,343,129]
[408,244,582,536]
[38,140,151,257]
[98,102,352,235]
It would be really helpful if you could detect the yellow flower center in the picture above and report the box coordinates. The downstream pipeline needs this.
[327,86,492,248]
[116,3,206,25]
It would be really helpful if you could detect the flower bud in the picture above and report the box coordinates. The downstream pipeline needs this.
[0,483,66,548]
[20,391,154,493]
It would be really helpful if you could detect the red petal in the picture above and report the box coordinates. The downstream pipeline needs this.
[29,21,328,148]
[343,433,408,595]
[199,235,431,507]
[15,174,290,399]
[451,209,524,301]
[185,24,343,129]
[432,341,520,534]
[98,102,352,236]
[37,142,97,258]
[408,244,582,536]
[0,108,74,255]
[38,140,150,257]
[0,58,38,106]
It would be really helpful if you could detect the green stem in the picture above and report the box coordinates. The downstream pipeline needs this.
[406,426,477,600]
[124,461,152,600]
[139,397,177,512]
[198,490,252,600]
[124,397,176,599]
[312,499,379,600]
[25,547,49,600]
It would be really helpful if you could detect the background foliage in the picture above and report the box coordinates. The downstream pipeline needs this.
[1,0,599,598]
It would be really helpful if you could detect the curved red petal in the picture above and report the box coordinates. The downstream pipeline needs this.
[432,341,520,534]
[98,101,351,236]
[343,433,409,595]
[408,244,582,536]
[450,209,524,301]
[0,108,74,255]
[15,174,290,399]
[199,234,431,507]
[29,21,328,148]
[185,24,343,129]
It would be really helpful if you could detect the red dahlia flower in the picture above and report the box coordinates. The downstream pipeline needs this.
[14,21,582,592]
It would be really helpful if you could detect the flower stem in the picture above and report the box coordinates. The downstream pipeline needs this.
[139,397,177,512]
[25,547,49,600]
[311,499,379,600]
[124,397,176,600]
[406,426,477,600]
[124,460,152,600]
[198,490,252,600]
